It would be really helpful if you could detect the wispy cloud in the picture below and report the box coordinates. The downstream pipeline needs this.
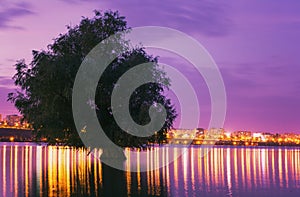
[0,76,15,89]
[61,0,233,37]
[0,86,18,115]
[0,1,34,29]
[220,60,300,99]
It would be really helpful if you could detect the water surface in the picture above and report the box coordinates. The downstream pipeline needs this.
[0,143,299,196]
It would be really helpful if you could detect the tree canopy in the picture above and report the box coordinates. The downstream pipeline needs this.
[8,10,177,148]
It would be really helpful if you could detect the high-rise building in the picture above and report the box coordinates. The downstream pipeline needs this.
[0,114,2,122]
[231,131,252,139]
[196,128,206,136]
[6,115,22,127]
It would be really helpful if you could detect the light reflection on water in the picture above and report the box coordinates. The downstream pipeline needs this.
[0,143,299,197]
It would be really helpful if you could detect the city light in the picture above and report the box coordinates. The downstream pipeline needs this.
[0,114,31,130]
[0,112,299,146]
[167,128,300,147]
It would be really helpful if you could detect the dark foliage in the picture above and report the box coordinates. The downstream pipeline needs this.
[8,10,177,148]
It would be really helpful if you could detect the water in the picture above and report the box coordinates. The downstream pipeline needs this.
[0,142,299,197]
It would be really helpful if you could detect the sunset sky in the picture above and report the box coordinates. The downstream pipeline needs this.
[0,0,300,133]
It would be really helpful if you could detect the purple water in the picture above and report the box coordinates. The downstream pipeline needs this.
[0,143,299,196]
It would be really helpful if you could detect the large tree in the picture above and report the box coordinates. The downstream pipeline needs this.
[8,10,177,149]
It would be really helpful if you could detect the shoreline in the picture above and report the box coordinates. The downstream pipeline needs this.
[0,140,300,148]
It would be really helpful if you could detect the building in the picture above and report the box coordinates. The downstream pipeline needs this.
[261,132,274,142]
[204,128,224,139]
[195,128,206,138]
[6,115,22,127]
[231,131,252,140]
[168,129,197,139]
[0,114,2,122]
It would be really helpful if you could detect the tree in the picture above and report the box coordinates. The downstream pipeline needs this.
[8,10,177,150]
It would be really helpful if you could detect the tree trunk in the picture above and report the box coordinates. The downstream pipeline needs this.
[101,162,127,196]
[100,146,127,161]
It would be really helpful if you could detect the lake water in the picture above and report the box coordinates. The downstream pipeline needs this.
[0,142,299,197]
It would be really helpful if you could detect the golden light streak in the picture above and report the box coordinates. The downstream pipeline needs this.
[213,148,219,185]
[173,147,179,193]
[204,150,210,190]
[226,148,232,197]
[241,148,245,189]
[246,148,251,188]
[25,146,29,197]
[136,150,141,193]
[183,148,188,196]
[66,148,71,197]
[260,149,267,187]
[233,148,238,188]
[29,146,33,196]
[154,148,161,196]
[93,151,98,197]
[10,145,13,193]
[256,149,261,187]
[252,148,257,187]
[146,148,151,195]
[197,150,202,185]
[284,149,288,188]
[0,143,299,196]
[36,146,42,197]
[272,149,275,184]
[220,148,225,187]
[126,148,131,195]
[98,149,103,189]
[14,145,18,197]
[165,147,171,195]
[58,148,64,195]
[278,149,283,188]
[190,148,195,192]
[2,145,6,197]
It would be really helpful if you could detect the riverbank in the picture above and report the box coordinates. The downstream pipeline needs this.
[1,128,299,147]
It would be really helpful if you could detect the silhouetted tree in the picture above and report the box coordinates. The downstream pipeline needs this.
[8,10,177,149]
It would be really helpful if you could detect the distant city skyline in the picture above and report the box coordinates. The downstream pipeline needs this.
[1,1,300,133]
[1,111,299,134]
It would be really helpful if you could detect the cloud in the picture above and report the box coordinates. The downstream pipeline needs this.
[219,60,300,100]
[0,86,18,115]
[61,0,233,37]
[126,0,232,36]
[0,76,14,89]
[0,1,34,29]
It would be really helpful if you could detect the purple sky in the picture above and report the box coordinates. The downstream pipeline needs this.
[0,0,300,133]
